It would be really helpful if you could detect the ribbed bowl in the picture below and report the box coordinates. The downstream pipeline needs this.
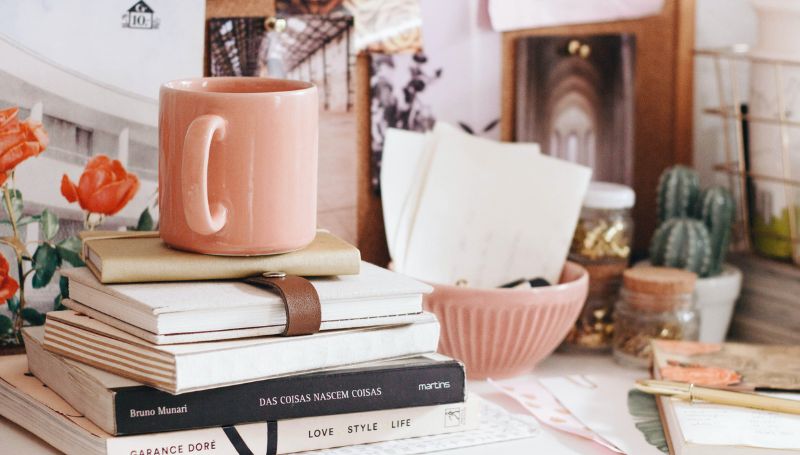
[423,262,588,379]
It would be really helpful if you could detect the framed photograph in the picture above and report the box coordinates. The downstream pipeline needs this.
[500,0,695,255]
[514,34,636,185]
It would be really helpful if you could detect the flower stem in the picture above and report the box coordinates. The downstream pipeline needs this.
[11,258,26,341]
[2,186,18,239]
[2,184,27,343]
[84,212,105,231]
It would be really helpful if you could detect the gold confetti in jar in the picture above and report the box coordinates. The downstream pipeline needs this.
[612,267,699,368]
[563,182,635,352]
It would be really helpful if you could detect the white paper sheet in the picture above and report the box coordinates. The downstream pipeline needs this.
[380,128,433,269]
[672,397,800,450]
[400,122,587,287]
[488,0,665,32]
[539,375,663,455]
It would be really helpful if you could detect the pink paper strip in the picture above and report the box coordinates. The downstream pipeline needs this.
[489,378,623,453]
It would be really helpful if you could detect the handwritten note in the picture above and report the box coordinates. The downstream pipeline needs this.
[674,399,800,449]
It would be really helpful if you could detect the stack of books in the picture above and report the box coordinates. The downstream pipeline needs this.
[1,231,477,455]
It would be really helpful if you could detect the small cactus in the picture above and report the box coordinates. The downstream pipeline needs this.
[650,218,713,277]
[657,165,700,223]
[696,186,735,276]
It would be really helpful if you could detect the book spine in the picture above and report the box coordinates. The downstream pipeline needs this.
[106,399,479,455]
[114,362,465,435]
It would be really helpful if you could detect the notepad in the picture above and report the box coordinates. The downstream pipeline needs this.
[652,340,800,454]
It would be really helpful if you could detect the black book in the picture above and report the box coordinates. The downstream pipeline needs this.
[23,327,465,435]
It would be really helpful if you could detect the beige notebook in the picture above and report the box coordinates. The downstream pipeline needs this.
[80,230,361,283]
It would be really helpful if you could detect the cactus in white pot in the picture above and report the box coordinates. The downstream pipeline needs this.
[647,166,741,342]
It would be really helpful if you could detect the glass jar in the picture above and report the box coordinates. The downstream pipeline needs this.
[563,182,635,352]
[612,267,700,368]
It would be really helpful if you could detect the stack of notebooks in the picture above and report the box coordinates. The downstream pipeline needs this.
[0,231,477,455]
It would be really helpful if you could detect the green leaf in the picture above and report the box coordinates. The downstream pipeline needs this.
[6,296,19,314]
[59,275,69,298]
[21,307,45,326]
[135,207,155,231]
[6,188,23,222]
[628,389,669,453]
[0,315,11,334]
[16,214,40,227]
[40,209,59,240]
[53,294,64,311]
[0,188,24,222]
[56,236,84,267]
[32,243,59,288]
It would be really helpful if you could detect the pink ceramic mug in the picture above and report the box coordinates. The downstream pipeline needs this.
[159,77,318,255]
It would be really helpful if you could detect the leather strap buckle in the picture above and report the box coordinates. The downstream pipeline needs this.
[244,272,321,336]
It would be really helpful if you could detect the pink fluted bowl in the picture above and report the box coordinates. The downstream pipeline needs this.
[423,261,588,379]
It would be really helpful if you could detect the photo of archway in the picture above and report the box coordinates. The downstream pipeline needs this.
[514,34,636,185]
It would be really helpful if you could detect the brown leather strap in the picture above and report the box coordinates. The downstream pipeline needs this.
[244,273,321,336]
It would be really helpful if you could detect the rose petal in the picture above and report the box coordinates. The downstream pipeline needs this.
[85,155,111,171]
[0,275,19,302]
[22,120,49,150]
[77,166,114,208]
[109,159,128,180]
[111,174,140,214]
[0,255,9,275]
[85,175,138,215]
[61,174,79,203]
[0,141,40,173]
[0,128,26,152]
[0,173,7,187]
[0,107,19,130]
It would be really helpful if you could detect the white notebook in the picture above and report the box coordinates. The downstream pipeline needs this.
[43,310,440,394]
[61,262,432,339]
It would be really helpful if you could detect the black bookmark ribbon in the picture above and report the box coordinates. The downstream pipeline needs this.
[222,426,254,455]
[222,422,278,455]
[267,421,278,455]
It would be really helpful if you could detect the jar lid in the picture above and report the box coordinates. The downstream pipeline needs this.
[622,266,696,295]
[583,182,636,209]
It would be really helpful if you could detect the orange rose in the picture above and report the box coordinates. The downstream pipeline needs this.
[0,107,49,186]
[60,155,140,216]
[0,254,19,304]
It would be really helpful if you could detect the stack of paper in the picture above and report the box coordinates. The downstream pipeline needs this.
[381,123,591,287]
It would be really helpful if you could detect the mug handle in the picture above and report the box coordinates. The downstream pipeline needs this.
[182,114,227,235]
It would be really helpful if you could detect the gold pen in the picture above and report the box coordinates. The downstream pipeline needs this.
[635,379,800,415]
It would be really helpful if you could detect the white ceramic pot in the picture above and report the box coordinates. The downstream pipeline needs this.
[634,261,742,343]
[693,264,742,343]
